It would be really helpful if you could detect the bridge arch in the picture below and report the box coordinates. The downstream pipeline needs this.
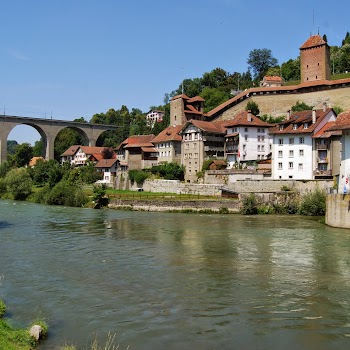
[0,115,119,163]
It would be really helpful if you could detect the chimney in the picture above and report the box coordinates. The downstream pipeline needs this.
[323,102,327,112]
[287,110,291,120]
[312,108,317,124]
[247,110,252,122]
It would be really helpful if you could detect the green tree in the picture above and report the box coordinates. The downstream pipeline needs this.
[281,57,300,81]
[5,168,32,200]
[200,87,230,112]
[33,139,44,157]
[0,161,13,178]
[247,48,278,81]
[14,143,33,167]
[291,101,314,112]
[54,128,84,160]
[245,100,260,116]
[7,140,18,155]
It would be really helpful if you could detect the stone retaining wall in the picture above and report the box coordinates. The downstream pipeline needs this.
[326,194,350,229]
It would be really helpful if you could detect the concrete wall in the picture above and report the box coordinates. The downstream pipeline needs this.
[326,194,350,229]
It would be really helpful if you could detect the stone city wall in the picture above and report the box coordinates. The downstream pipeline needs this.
[326,194,350,229]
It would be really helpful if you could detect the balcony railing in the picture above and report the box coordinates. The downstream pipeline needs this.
[314,169,332,176]
[317,157,328,163]
[316,144,328,150]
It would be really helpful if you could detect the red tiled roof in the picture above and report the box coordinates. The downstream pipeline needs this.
[264,76,283,81]
[223,111,273,128]
[170,94,190,101]
[29,156,45,167]
[121,134,155,148]
[184,105,202,115]
[225,132,239,138]
[141,147,158,153]
[61,145,81,157]
[329,110,350,130]
[300,34,327,49]
[79,146,109,155]
[187,96,205,103]
[269,108,333,135]
[152,125,182,143]
[206,78,350,119]
[94,158,119,168]
[181,119,225,134]
[312,121,341,138]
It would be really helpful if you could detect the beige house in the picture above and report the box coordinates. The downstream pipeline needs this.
[180,119,226,183]
[115,135,157,170]
[152,125,182,164]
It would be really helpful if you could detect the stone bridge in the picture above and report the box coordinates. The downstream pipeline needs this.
[0,115,119,162]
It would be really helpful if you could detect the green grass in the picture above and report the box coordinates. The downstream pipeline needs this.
[0,300,47,350]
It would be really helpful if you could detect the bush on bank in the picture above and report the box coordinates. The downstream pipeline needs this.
[240,188,326,216]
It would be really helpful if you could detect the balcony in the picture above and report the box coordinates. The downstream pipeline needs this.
[204,146,224,152]
[316,144,328,150]
[317,157,328,163]
[225,147,238,154]
[314,169,332,176]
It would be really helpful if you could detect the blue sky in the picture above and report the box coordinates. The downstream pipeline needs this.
[1,0,350,145]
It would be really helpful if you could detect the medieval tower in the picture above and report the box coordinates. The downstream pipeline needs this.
[300,34,331,83]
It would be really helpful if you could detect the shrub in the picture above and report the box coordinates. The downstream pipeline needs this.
[46,181,88,207]
[241,193,258,215]
[128,170,149,185]
[0,300,5,317]
[4,168,32,200]
[298,188,326,216]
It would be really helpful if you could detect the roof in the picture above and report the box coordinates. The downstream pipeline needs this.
[223,111,273,128]
[205,78,350,119]
[313,121,342,138]
[141,147,158,153]
[209,160,226,166]
[300,34,327,49]
[29,156,45,167]
[170,94,190,101]
[269,108,334,135]
[184,104,203,115]
[181,119,225,134]
[187,96,205,103]
[263,76,283,82]
[329,110,350,131]
[60,145,81,157]
[94,158,119,168]
[121,134,155,149]
[79,146,110,155]
[152,125,182,143]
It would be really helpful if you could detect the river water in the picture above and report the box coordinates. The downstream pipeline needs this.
[1,200,350,350]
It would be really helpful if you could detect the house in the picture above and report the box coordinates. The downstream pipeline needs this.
[151,125,182,164]
[224,110,273,168]
[60,145,115,166]
[180,119,226,183]
[94,158,119,184]
[146,110,165,127]
[261,76,283,87]
[269,106,337,180]
[115,134,157,170]
[328,110,350,193]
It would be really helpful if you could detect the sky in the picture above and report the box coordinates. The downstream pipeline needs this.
[1,0,350,145]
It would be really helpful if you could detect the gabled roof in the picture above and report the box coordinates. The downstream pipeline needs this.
[152,125,182,143]
[313,121,342,138]
[187,96,205,103]
[61,145,81,157]
[94,158,119,168]
[141,147,158,153]
[329,110,350,131]
[263,76,283,82]
[269,108,334,135]
[29,156,45,167]
[223,111,273,128]
[170,94,190,101]
[79,146,110,155]
[185,104,202,115]
[117,134,155,149]
[300,34,327,49]
[180,119,225,134]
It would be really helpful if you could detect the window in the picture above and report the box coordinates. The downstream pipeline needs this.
[293,124,298,130]
[278,150,283,158]
[279,125,284,131]
[304,123,308,129]
[299,149,304,156]
[278,162,283,170]
[298,163,303,170]
[289,150,294,158]
[278,139,283,145]
[244,128,248,132]
[299,137,304,144]
[257,145,261,151]
[289,162,293,169]
[245,135,248,141]
[243,144,246,151]
[289,138,294,145]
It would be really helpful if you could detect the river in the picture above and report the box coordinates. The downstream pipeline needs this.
[1,199,350,350]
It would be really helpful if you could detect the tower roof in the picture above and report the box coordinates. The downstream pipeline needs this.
[300,34,327,49]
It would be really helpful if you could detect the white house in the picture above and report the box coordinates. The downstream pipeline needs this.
[269,107,337,180]
[94,158,119,184]
[224,110,273,168]
[146,110,164,127]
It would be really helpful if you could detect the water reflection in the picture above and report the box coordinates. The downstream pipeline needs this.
[1,200,350,349]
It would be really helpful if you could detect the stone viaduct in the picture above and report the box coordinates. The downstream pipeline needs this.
[0,115,119,163]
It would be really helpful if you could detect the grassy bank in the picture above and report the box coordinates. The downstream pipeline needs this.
[0,300,47,350]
